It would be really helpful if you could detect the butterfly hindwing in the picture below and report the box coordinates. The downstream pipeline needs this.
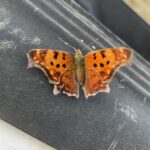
[54,70,79,98]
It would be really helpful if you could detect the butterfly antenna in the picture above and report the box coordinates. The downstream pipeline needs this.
[58,37,77,52]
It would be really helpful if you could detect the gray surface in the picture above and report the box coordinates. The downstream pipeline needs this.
[0,0,150,150]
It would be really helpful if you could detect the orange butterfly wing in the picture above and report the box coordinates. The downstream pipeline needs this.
[83,48,132,98]
[27,49,79,98]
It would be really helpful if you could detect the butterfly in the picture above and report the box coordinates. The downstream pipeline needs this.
[27,47,132,98]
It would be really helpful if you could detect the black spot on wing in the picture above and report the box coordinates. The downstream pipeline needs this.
[62,64,66,68]
[50,61,54,66]
[106,61,110,65]
[93,53,97,59]
[100,63,104,67]
[100,51,106,58]
[56,64,60,68]
[54,51,59,59]
[93,63,97,67]
[93,53,96,56]
[62,53,66,60]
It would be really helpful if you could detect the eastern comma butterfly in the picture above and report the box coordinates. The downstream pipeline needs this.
[27,48,132,98]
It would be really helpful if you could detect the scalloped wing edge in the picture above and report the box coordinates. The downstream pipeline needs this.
[27,52,59,84]
[53,85,79,98]
[83,84,110,99]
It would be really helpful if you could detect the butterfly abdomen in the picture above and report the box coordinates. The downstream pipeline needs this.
[75,49,85,85]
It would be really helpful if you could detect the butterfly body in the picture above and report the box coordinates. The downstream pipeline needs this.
[27,47,132,99]
[75,49,85,85]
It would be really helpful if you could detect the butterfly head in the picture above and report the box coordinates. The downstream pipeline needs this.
[75,49,83,57]
[75,49,83,64]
